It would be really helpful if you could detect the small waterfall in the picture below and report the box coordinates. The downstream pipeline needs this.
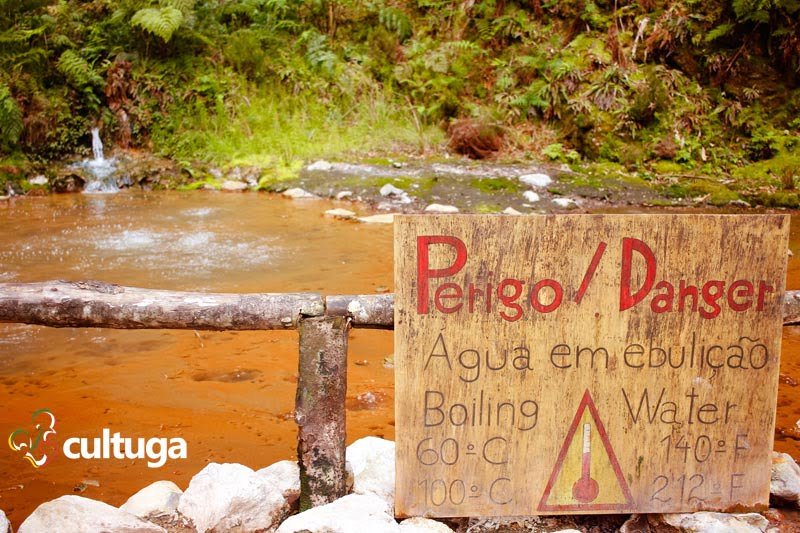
[91,128,104,162]
[80,128,119,194]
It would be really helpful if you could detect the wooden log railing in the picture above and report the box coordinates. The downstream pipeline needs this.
[2,279,800,509]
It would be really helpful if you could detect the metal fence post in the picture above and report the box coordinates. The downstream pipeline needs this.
[296,315,350,510]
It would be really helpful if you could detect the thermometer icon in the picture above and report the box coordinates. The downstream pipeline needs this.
[572,423,599,503]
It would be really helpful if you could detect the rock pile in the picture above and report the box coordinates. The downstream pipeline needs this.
[10,439,800,533]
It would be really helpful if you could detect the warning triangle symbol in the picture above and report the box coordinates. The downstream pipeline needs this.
[538,390,633,512]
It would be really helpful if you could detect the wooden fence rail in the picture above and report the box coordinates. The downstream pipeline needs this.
[4,280,800,329]
[2,279,800,509]
[0,280,392,330]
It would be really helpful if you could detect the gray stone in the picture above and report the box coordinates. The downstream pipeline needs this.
[325,208,357,220]
[772,451,800,505]
[307,160,334,171]
[358,214,395,224]
[502,207,523,215]
[28,175,48,186]
[424,204,459,214]
[282,188,317,199]
[275,493,399,533]
[399,517,453,532]
[523,191,540,202]
[379,183,405,197]
[346,436,395,506]
[336,190,353,200]
[177,462,291,533]
[552,197,577,208]
[219,180,248,192]
[18,495,165,533]
[120,480,182,519]
[256,460,300,503]
[0,510,9,533]
[519,173,552,188]
[620,512,769,533]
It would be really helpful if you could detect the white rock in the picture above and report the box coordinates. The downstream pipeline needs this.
[519,173,552,188]
[0,510,9,533]
[307,160,334,171]
[552,197,577,208]
[121,480,182,519]
[358,214,395,224]
[28,175,48,186]
[346,436,395,506]
[523,191,540,202]
[336,190,353,200]
[622,512,769,533]
[772,451,800,504]
[19,495,165,533]
[325,208,357,220]
[220,180,248,192]
[502,207,523,215]
[380,183,405,197]
[256,460,300,502]
[424,204,459,214]
[399,517,454,532]
[283,187,317,199]
[178,462,290,533]
[276,493,399,533]
[665,512,768,532]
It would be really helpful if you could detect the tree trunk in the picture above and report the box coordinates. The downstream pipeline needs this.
[296,316,350,509]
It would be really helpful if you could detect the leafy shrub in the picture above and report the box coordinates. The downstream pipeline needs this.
[0,84,23,151]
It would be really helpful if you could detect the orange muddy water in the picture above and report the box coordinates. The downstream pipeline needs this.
[0,192,799,527]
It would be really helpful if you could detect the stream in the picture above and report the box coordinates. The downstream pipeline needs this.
[0,190,799,525]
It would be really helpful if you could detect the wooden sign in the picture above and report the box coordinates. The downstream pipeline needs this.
[394,214,789,517]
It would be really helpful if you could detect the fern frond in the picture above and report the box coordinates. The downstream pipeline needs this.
[131,7,184,42]
[163,0,196,15]
[0,25,46,45]
[51,34,77,48]
[444,40,481,53]
[378,7,413,41]
[0,84,23,149]
[57,50,103,89]
[705,22,735,42]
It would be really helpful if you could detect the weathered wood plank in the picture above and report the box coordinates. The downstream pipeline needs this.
[0,280,324,330]
[325,294,394,328]
[296,316,350,509]
[394,214,789,517]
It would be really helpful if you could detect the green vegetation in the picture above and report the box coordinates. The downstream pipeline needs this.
[1,0,799,202]
[470,177,521,193]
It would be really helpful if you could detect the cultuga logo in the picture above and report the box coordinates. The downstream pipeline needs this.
[9,409,187,469]
[63,428,187,468]
[8,408,58,468]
